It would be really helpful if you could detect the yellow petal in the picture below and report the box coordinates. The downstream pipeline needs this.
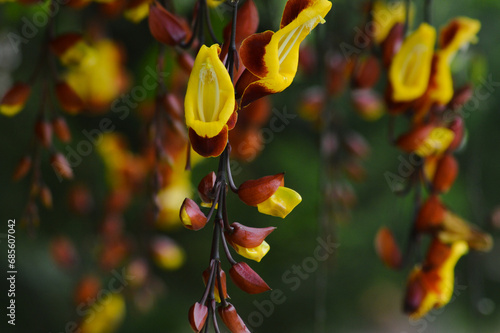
[440,17,481,58]
[389,23,436,101]
[428,51,454,105]
[434,241,468,307]
[232,241,270,262]
[372,0,411,44]
[257,186,302,218]
[185,44,235,138]
[80,294,126,333]
[415,127,454,157]
[124,2,151,23]
[0,104,23,117]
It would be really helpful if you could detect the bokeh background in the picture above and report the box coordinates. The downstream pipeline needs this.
[1,0,500,332]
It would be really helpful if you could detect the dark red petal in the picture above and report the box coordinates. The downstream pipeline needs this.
[229,262,271,294]
[238,173,284,206]
[280,0,315,29]
[225,222,276,248]
[239,30,274,78]
[189,127,228,158]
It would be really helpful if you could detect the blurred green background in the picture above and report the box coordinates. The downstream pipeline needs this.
[1,0,500,332]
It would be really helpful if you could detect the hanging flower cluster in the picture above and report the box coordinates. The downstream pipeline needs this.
[150,0,332,331]
[355,0,494,319]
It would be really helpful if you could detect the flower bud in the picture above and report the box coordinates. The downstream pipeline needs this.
[228,127,263,162]
[50,33,89,66]
[55,81,84,114]
[352,55,380,89]
[229,240,270,262]
[0,83,31,116]
[148,1,188,46]
[447,117,465,151]
[381,22,404,68]
[35,117,53,148]
[218,303,251,333]
[374,227,402,269]
[344,132,370,159]
[298,87,326,122]
[432,154,458,193]
[12,155,32,181]
[124,0,150,23]
[164,93,183,120]
[350,89,384,121]
[180,198,208,231]
[202,267,228,302]
[197,172,216,204]
[396,124,435,153]
[188,302,208,332]
[415,195,445,232]
[50,152,74,179]
[50,236,78,269]
[325,52,352,96]
[68,184,94,215]
[448,84,473,111]
[40,185,53,209]
[229,262,270,294]
[75,275,101,305]
[52,116,72,143]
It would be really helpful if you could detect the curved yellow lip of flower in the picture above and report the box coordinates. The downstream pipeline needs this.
[389,23,436,102]
[0,104,23,116]
[257,186,302,218]
[185,44,235,138]
[440,17,481,57]
[232,241,270,262]
[428,51,454,105]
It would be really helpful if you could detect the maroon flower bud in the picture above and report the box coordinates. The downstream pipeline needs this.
[374,227,402,269]
[218,303,251,333]
[52,116,72,143]
[350,89,384,121]
[197,172,216,204]
[149,1,189,46]
[50,236,78,269]
[229,262,271,294]
[12,155,32,181]
[50,152,74,179]
[35,117,53,148]
[447,117,465,151]
[448,84,473,111]
[238,173,284,206]
[0,82,31,116]
[352,55,380,89]
[188,302,208,332]
[225,222,275,248]
[49,33,82,59]
[381,22,404,68]
[180,198,208,231]
[164,93,183,120]
[344,132,370,159]
[415,195,445,232]
[202,267,228,302]
[177,52,194,74]
[40,185,53,209]
[432,154,458,193]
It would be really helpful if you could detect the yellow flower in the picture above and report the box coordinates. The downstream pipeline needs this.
[80,294,125,333]
[152,237,185,270]
[389,23,436,101]
[157,177,193,228]
[185,44,236,157]
[371,0,410,44]
[427,17,481,105]
[404,240,468,319]
[231,241,270,263]
[439,17,481,58]
[124,0,152,23]
[65,40,128,113]
[237,0,331,107]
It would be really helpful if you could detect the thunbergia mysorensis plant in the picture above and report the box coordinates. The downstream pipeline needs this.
[178,0,331,331]
[348,0,492,319]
